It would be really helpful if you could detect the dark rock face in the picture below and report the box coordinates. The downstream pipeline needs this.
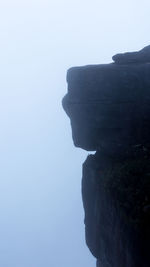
[62,46,150,267]
[82,152,150,267]
[112,45,150,64]
[63,62,150,155]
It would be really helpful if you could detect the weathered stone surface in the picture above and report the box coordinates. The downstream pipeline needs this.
[82,151,150,267]
[112,45,150,64]
[62,46,150,267]
[63,62,150,155]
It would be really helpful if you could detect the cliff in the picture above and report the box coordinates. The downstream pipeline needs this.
[62,46,150,267]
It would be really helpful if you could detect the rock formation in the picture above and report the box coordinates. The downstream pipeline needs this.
[62,46,150,267]
[113,45,150,64]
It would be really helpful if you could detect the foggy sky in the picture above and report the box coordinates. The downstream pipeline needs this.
[0,0,150,266]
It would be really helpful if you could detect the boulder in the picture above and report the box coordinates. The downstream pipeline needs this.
[63,61,150,156]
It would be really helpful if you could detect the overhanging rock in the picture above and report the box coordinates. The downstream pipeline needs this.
[62,46,150,267]
[63,60,150,155]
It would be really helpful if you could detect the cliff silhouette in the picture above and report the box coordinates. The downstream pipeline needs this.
[63,46,150,267]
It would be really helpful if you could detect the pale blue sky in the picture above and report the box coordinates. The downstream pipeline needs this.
[0,1,150,266]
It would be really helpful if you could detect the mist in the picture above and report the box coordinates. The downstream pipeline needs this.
[0,0,150,266]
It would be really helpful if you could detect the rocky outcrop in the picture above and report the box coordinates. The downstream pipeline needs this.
[112,45,150,64]
[63,58,150,155]
[83,151,150,267]
[62,46,150,267]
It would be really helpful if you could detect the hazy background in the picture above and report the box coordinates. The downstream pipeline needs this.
[0,0,149,266]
